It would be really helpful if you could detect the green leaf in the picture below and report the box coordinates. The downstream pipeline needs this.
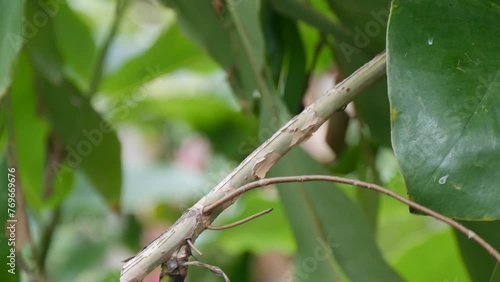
[281,17,307,114]
[262,6,307,114]
[125,95,258,160]
[53,0,97,92]
[0,0,23,98]
[392,228,469,282]
[270,152,340,281]
[326,0,389,51]
[37,77,122,208]
[24,1,64,84]
[328,0,391,147]
[9,54,49,211]
[270,0,392,146]
[101,23,215,94]
[212,192,295,255]
[387,0,500,219]
[268,0,352,45]
[271,149,403,282]
[454,220,500,282]
[162,0,260,103]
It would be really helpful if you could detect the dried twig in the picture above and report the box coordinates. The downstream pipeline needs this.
[204,175,500,262]
[183,261,230,282]
[207,208,273,230]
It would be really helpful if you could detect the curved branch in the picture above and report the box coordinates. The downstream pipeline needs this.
[120,52,387,282]
[204,175,500,262]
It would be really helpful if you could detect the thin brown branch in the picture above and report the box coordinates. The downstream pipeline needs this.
[206,208,273,230]
[203,175,500,262]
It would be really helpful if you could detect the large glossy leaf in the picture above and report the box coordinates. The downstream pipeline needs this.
[9,54,49,211]
[0,0,23,98]
[387,0,500,219]
[37,77,122,208]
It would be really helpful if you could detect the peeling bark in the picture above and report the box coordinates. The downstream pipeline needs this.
[120,52,387,282]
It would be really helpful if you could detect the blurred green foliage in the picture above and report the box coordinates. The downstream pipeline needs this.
[0,0,499,281]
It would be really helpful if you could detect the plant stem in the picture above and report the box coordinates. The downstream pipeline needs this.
[38,207,61,271]
[87,0,129,96]
[204,175,500,262]
[120,51,387,282]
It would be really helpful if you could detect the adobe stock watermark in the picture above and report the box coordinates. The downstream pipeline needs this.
[338,8,389,63]
[53,65,162,181]
[7,0,66,49]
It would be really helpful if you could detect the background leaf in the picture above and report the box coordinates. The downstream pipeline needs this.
[38,77,122,208]
[0,0,23,97]
[53,0,97,92]
[272,149,403,282]
[101,23,215,95]
[454,220,500,282]
[8,54,49,211]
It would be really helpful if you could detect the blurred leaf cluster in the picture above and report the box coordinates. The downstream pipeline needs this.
[0,0,499,281]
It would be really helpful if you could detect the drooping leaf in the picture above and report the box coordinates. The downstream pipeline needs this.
[392,228,469,282]
[454,220,500,282]
[261,6,307,115]
[161,0,260,104]
[326,0,389,51]
[268,0,353,46]
[269,150,340,281]
[0,0,23,98]
[37,77,122,209]
[8,54,49,211]
[387,0,500,219]
[328,0,391,147]
[271,148,403,282]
